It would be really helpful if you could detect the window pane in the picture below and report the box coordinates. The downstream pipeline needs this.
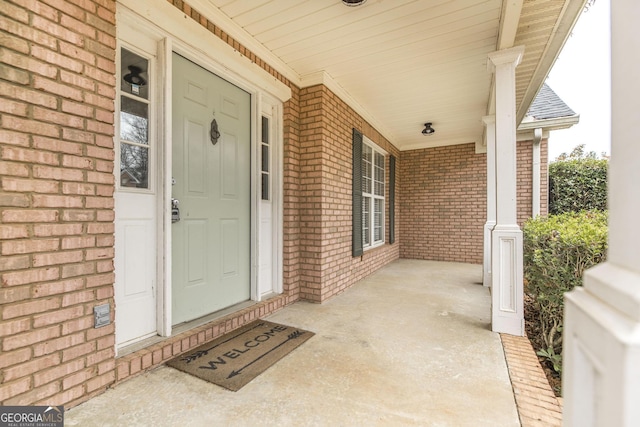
[362,196,371,246]
[362,145,372,194]
[121,48,149,99]
[120,96,148,144]
[120,143,149,188]
[261,145,269,172]
[261,173,269,201]
[261,116,269,144]
[374,198,383,242]
[374,152,384,196]
[375,152,384,168]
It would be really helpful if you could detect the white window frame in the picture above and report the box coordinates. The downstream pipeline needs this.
[362,136,386,250]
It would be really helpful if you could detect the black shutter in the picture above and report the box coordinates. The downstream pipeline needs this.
[389,155,396,244]
[352,128,363,257]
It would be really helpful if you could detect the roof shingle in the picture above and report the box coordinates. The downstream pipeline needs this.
[527,84,576,120]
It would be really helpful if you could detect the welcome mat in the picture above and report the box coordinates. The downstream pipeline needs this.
[167,320,314,391]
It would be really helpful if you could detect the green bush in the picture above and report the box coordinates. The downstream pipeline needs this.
[523,210,608,376]
[549,145,608,214]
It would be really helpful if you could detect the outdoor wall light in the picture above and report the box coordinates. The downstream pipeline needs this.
[123,65,147,86]
[422,123,435,136]
[342,0,367,6]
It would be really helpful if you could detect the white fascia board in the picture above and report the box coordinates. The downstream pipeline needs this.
[516,0,590,123]
[518,114,580,131]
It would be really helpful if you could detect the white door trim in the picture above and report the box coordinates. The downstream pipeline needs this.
[116,2,286,341]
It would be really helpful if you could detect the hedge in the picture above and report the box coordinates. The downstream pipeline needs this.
[549,150,608,214]
[523,210,608,375]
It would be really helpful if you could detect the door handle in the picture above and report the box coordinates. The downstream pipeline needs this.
[171,198,180,223]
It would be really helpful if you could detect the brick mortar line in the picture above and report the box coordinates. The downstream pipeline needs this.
[500,333,563,427]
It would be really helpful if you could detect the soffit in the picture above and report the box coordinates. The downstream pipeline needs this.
[203,0,585,151]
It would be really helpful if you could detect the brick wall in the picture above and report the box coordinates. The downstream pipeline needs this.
[517,138,549,225]
[0,0,118,406]
[399,140,549,264]
[399,144,486,263]
[299,85,400,302]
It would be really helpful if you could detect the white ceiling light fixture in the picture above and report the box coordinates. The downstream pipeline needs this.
[342,0,367,6]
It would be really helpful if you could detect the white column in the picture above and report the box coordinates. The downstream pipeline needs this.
[563,1,640,425]
[483,115,496,287]
[532,128,542,217]
[488,46,525,336]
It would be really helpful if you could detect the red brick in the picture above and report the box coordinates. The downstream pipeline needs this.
[86,347,114,367]
[0,98,28,116]
[0,80,57,109]
[33,75,83,101]
[33,358,86,387]
[32,278,85,298]
[33,333,84,357]
[0,347,31,370]
[62,128,94,144]
[97,359,115,375]
[62,182,96,195]
[3,352,60,381]
[0,224,29,239]
[1,267,60,287]
[0,317,31,336]
[86,197,114,209]
[0,193,30,207]
[33,223,83,237]
[62,210,95,222]
[0,255,30,271]
[85,247,114,261]
[61,262,96,278]
[2,146,59,164]
[33,250,84,267]
[31,15,83,46]
[61,315,93,336]
[33,306,85,328]
[1,209,58,223]
[0,161,30,177]
[1,238,59,255]
[62,290,95,307]
[63,368,94,390]
[0,377,32,402]
[0,47,58,78]
[85,371,115,393]
[1,178,58,193]
[85,322,113,341]
[3,381,60,406]
[62,155,94,170]
[0,286,31,304]
[61,236,96,250]
[62,341,96,363]
[33,194,83,208]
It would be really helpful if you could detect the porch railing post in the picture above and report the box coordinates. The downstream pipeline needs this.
[488,46,525,336]
[563,1,640,425]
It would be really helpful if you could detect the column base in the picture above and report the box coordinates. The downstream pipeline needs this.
[563,262,640,426]
[490,225,524,336]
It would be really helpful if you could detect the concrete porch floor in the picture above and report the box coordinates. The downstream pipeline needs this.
[66,260,520,426]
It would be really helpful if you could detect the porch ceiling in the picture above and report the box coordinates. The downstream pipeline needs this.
[199,0,586,150]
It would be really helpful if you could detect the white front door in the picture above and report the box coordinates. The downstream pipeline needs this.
[171,53,252,325]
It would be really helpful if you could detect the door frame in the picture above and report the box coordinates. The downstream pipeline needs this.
[116,1,289,343]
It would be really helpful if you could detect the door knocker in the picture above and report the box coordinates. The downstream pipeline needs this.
[210,118,220,145]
